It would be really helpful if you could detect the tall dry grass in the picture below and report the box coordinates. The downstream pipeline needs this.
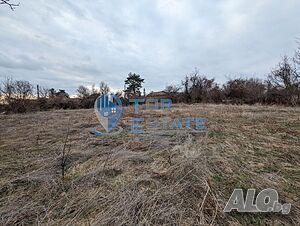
[0,104,299,225]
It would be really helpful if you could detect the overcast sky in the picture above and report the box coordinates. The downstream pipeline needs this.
[0,0,300,94]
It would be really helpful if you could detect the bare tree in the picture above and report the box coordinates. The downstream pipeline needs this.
[181,69,220,103]
[0,0,20,11]
[99,81,110,94]
[0,77,15,103]
[165,84,181,94]
[14,80,33,100]
[0,77,35,112]
[268,55,300,105]
[294,40,300,74]
[268,56,299,88]
[224,78,265,104]
[164,84,181,103]
[182,75,190,102]
[77,85,90,99]
[39,86,50,98]
[91,83,98,95]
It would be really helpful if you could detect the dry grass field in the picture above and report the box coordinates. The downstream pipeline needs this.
[0,104,299,225]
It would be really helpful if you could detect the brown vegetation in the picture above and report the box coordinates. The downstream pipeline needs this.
[1,51,299,114]
[0,104,299,225]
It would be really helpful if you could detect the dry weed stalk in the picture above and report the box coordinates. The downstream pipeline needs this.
[60,118,72,178]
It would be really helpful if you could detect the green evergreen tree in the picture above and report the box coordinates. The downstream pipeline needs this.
[124,72,144,96]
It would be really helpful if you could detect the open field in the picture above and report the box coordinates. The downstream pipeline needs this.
[0,104,299,225]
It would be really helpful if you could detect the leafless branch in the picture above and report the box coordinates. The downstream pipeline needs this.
[0,0,20,11]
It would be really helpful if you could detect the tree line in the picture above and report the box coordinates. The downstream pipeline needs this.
[0,44,299,113]
[0,78,113,113]
[166,45,300,106]
[167,55,299,106]
[0,72,147,113]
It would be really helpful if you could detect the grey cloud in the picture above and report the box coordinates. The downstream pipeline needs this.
[0,0,300,94]
[0,53,44,71]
